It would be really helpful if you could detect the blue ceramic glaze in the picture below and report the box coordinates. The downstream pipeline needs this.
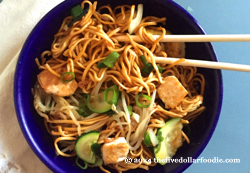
[14,0,223,172]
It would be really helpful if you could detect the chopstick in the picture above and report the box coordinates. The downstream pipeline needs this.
[114,34,250,42]
[113,34,250,72]
[155,57,250,72]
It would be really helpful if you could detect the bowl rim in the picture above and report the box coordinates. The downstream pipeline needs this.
[14,0,223,172]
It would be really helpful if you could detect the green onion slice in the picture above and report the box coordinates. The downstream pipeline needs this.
[97,52,120,68]
[140,54,163,74]
[156,130,164,143]
[96,62,107,68]
[75,157,88,170]
[104,88,116,105]
[127,106,133,116]
[136,94,152,108]
[78,93,92,117]
[139,55,148,66]
[69,6,89,27]
[142,63,154,75]
[91,142,102,158]
[78,107,92,117]
[79,94,90,108]
[60,72,75,83]
[103,85,119,105]
[71,5,84,19]
[157,65,163,73]
[78,105,93,117]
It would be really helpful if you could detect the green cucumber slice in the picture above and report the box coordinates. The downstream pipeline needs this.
[87,85,119,113]
[87,92,111,113]
[93,157,103,166]
[154,118,183,165]
[75,131,100,164]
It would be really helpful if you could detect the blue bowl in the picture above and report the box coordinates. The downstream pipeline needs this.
[14,0,223,172]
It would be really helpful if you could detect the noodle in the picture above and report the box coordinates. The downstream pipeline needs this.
[33,1,206,172]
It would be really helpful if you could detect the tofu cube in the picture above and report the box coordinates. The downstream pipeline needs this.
[165,42,186,58]
[157,76,188,109]
[101,137,129,164]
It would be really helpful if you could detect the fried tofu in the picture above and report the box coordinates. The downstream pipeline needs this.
[101,137,129,164]
[37,69,78,97]
[157,76,188,109]
[165,42,186,58]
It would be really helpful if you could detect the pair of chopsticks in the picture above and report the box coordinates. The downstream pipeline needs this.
[114,34,250,72]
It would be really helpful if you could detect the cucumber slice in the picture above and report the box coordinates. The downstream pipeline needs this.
[154,118,183,165]
[75,131,100,164]
[87,85,119,113]
[93,157,103,166]
[87,92,111,113]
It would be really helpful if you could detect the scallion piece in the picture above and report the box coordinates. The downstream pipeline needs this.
[69,6,89,27]
[136,94,152,108]
[78,94,92,117]
[103,85,119,105]
[97,52,120,68]
[78,108,92,117]
[75,157,88,170]
[96,62,107,68]
[140,54,163,74]
[139,55,148,66]
[60,72,75,83]
[127,106,133,116]
[157,65,163,73]
[142,63,154,75]
[79,93,90,108]
[104,88,116,105]
[91,142,102,158]
[71,5,84,19]
[156,130,164,143]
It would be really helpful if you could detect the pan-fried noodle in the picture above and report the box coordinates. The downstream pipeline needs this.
[33,1,206,172]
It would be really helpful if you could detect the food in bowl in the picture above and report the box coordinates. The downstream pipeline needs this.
[13,0,223,172]
[32,0,207,172]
